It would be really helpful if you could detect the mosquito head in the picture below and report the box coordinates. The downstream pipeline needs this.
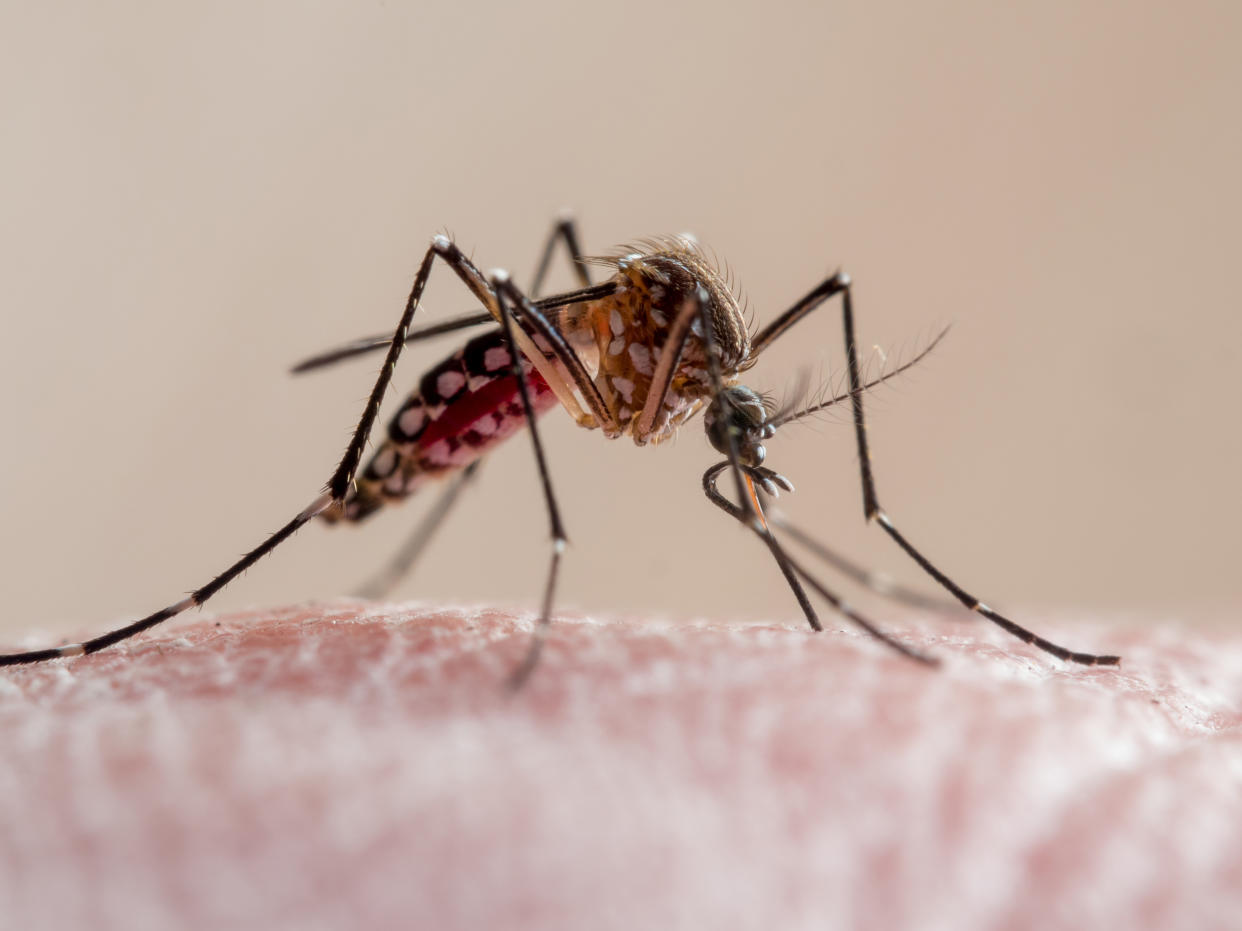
[704,385,775,467]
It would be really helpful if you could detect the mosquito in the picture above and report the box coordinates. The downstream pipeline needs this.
[1,217,1120,683]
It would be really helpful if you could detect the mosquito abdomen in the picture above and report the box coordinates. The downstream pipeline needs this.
[324,328,559,523]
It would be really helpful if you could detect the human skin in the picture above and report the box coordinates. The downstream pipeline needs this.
[1,604,1238,931]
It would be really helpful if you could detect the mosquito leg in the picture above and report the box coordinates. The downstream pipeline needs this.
[870,511,1120,664]
[0,236,508,665]
[0,493,336,666]
[491,273,570,690]
[293,213,596,376]
[752,271,1119,665]
[512,212,610,428]
[350,220,595,600]
[290,311,496,374]
[674,284,830,633]
[766,512,963,613]
[702,462,937,664]
[530,212,593,296]
[837,284,1119,664]
[350,461,483,600]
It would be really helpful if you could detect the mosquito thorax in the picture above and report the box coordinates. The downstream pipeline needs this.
[704,384,774,467]
[584,238,750,445]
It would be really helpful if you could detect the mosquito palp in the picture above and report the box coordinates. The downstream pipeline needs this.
[2,216,1120,676]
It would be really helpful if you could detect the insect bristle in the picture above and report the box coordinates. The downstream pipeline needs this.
[771,325,951,429]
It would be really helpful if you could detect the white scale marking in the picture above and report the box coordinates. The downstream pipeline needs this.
[421,439,452,466]
[398,406,426,437]
[628,343,653,376]
[484,346,512,371]
[612,376,636,404]
[371,447,397,477]
[437,370,466,398]
[609,309,624,336]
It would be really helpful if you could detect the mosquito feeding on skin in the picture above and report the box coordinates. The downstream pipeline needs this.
[3,217,1120,684]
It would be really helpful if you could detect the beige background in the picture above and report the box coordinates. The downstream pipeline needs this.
[1,1,1238,643]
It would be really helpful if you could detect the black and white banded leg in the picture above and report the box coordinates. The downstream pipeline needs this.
[529,211,593,297]
[0,235,563,668]
[702,462,938,664]
[489,272,574,690]
[765,512,962,613]
[351,460,483,600]
[759,271,1120,666]
[486,273,573,690]
[288,214,597,376]
[352,216,595,601]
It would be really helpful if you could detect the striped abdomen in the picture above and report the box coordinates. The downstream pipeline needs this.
[326,328,558,523]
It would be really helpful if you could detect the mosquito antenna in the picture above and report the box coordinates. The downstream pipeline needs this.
[771,325,950,428]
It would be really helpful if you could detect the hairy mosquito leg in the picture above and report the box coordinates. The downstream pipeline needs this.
[290,312,496,374]
[530,212,592,297]
[872,511,1120,665]
[836,279,1119,665]
[292,214,596,376]
[0,494,336,666]
[491,273,570,691]
[766,512,962,613]
[331,237,497,499]
[778,545,939,666]
[350,219,595,600]
[702,463,936,665]
[746,269,1119,664]
[289,275,621,376]
[351,461,483,600]
[0,235,509,665]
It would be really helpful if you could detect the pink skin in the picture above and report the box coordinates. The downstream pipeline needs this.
[2,605,1239,930]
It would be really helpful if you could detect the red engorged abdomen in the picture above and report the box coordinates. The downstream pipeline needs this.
[414,368,558,460]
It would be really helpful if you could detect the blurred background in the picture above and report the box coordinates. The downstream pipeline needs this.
[1,1,1238,643]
